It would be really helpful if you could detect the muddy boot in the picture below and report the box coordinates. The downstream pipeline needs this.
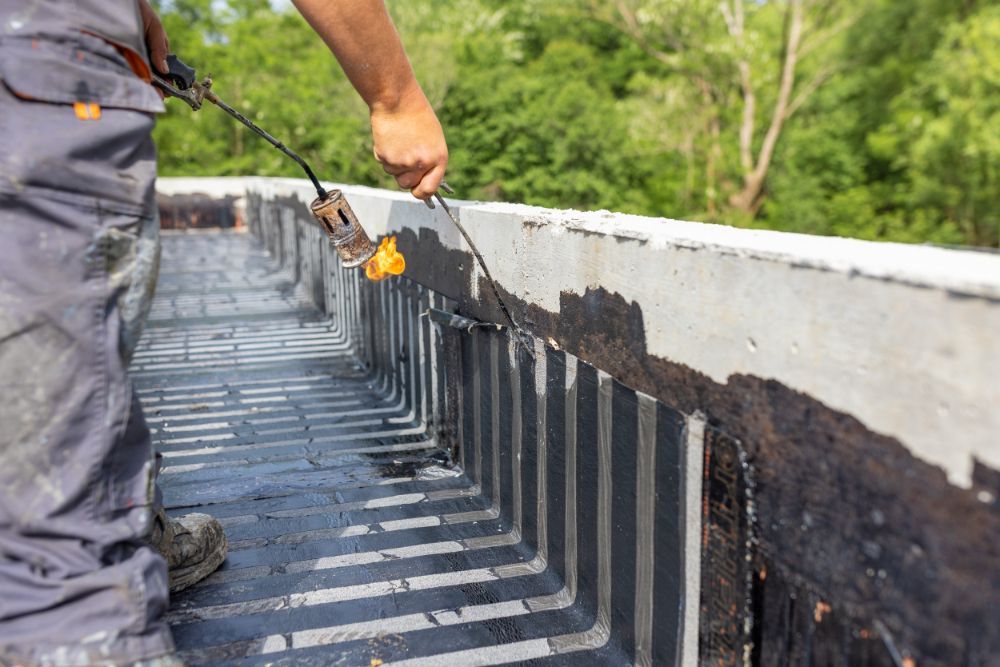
[150,509,227,594]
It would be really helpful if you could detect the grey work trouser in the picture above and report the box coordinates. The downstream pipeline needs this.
[0,48,172,664]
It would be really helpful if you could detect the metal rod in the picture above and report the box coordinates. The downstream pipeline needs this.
[873,620,906,667]
[202,88,328,200]
[433,191,534,358]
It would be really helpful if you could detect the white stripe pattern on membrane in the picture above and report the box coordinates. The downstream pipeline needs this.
[635,393,659,667]
[153,233,659,665]
[681,412,706,667]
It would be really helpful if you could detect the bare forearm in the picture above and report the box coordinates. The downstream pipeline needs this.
[291,0,421,112]
[292,0,448,199]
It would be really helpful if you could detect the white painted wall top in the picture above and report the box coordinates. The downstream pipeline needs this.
[158,177,1000,487]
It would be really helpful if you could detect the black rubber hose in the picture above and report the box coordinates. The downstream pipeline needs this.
[203,89,328,200]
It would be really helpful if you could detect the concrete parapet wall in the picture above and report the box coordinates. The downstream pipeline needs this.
[158,176,1000,487]
[158,176,1000,666]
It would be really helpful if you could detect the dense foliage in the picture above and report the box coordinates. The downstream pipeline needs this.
[154,0,999,246]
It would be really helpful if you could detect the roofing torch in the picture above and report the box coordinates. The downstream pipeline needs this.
[153,55,377,269]
[155,55,532,352]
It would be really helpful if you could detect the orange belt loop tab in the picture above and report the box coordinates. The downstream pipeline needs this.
[73,101,102,120]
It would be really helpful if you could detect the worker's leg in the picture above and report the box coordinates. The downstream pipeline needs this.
[0,82,174,662]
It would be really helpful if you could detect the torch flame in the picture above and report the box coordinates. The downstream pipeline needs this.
[365,235,406,281]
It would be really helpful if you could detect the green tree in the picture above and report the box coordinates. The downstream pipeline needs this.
[156,1,380,186]
[587,0,859,218]
[867,5,1000,246]
[152,0,999,248]
[761,0,994,246]
[441,38,645,212]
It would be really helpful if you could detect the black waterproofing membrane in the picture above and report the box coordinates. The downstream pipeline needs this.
[132,230,687,665]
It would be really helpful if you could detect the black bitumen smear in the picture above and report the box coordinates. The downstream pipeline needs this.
[573,363,601,625]
[370,217,998,666]
[609,379,639,662]
[543,349,569,586]
[652,401,686,665]
[140,230,652,665]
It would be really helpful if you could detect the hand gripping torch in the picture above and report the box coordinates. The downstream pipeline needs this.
[152,55,376,268]
[154,55,533,353]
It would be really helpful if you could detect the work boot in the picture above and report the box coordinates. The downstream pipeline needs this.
[150,508,227,594]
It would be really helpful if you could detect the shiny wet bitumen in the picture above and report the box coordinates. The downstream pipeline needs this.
[130,231,627,666]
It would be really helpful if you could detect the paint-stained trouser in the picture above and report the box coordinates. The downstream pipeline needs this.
[0,36,173,664]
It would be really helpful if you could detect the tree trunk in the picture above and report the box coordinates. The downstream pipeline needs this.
[729,0,805,215]
[697,81,722,219]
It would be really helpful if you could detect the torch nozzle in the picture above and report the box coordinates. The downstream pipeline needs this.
[310,191,377,268]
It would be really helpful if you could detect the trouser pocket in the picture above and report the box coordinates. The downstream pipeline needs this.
[97,212,162,365]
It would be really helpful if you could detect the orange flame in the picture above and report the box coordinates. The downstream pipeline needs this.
[365,235,406,281]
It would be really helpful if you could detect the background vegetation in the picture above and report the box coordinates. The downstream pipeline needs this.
[155,0,999,247]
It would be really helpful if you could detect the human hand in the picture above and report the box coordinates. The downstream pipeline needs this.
[138,0,169,79]
[370,87,448,201]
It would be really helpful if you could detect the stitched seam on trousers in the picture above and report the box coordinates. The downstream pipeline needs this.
[97,218,155,519]
[86,201,112,524]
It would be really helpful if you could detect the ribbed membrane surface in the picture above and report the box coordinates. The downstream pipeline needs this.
[134,231,614,666]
